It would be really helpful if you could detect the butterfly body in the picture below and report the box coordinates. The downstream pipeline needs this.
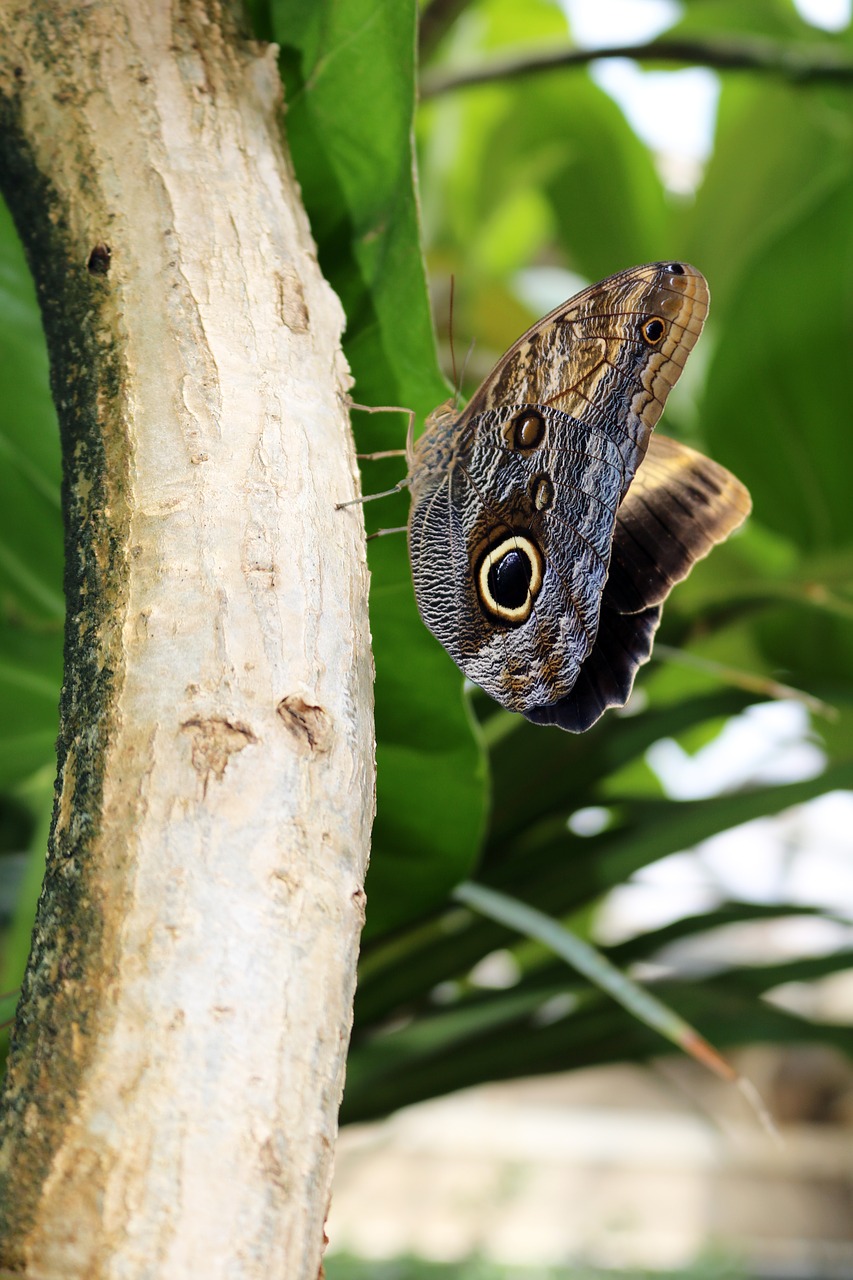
[406,263,752,733]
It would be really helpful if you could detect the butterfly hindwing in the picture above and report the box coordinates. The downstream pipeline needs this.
[605,433,753,614]
[534,436,752,732]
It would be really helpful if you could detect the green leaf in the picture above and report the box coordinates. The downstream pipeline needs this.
[455,881,735,1079]
[252,0,488,936]
[354,761,853,1031]
[0,199,63,622]
[486,691,753,846]
[685,80,853,313]
[344,959,853,1122]
[0,198,63,804]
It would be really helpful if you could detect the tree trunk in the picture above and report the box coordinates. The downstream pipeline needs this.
[0,1,374,1275]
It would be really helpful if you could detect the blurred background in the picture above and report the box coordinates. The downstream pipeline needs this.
[3,0,853,1276]
[329,0,853,1273]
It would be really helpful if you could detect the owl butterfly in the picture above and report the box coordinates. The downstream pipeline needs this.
[406,262,752,733]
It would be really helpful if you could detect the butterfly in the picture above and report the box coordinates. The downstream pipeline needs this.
[405,262,752,733]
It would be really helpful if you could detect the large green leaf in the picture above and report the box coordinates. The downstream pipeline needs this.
[685,80,853,313]
[697,171,853,688]
[704,177,853,553]
[353,761,853,1028]
[250,0,488,936]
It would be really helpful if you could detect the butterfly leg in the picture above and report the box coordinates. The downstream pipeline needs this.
[338,398,417,508]
[366,526,408,542]
[346,400,416,455]
[335,477,411,511]
[356,448,408,461]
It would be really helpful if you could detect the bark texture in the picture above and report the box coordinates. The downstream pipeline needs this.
[0,1,374,1275]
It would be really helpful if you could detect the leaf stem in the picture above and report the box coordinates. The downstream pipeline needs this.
[421,36,853,98]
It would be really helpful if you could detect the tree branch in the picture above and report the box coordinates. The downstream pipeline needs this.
[418,0,474,62]
[0,0,373,1275]
[420,35,853,98]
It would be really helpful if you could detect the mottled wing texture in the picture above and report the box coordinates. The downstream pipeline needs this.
[408,262,751,732]
[409,403,627,712]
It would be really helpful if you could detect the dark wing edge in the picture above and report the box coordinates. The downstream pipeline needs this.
[523,603,661,733]
[523,435,752,733]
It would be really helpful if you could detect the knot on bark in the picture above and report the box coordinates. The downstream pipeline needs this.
[182,717,257,789]
[277,696,331,754]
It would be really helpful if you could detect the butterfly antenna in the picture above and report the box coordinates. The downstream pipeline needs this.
[458,337,476,403]
[448,273,459,394]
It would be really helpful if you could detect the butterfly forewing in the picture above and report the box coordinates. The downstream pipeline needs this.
[464,261,709,477]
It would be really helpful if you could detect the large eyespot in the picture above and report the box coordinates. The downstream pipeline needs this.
[641,317,666,345]
[503,409,546,453]
[477,534,544,624]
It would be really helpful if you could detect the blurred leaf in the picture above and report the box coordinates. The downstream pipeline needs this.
[0,768,52,997]
[418,0,668,379]
[354,762,853,1030]
[344,969,853,1122]
[0,199,63,626]
[705,175,853,549]
[668,0,831,42]
[486,691,753,845]
[0,195,62,860]
[685,80,853,312]
[456,880,737,1080]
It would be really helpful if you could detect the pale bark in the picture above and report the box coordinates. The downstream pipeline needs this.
[0,2,374,1276]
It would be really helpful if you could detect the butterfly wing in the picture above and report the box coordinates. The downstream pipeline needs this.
[526,434,752,732]
[408,262,751,731]
[408,402,627,711]
[464,260,709,480]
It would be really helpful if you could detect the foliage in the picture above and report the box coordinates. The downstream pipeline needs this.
[325,1253,747,1280]
[1,0,852,1113]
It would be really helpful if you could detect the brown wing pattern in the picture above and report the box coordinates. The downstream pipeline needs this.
[407,261,751,733]
[528,436,752,733]
[462,261,708,472]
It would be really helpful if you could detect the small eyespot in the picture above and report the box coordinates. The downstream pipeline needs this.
[669,262,685,275]
[530,475,554,511]
[504,409,545,452]
[641,317,665,345]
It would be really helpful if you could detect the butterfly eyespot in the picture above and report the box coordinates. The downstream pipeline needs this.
[668,262,685,275]
[530,474,554,511]
[477,534,544,625]
[641,317,666,345]
[505,409,546,453]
